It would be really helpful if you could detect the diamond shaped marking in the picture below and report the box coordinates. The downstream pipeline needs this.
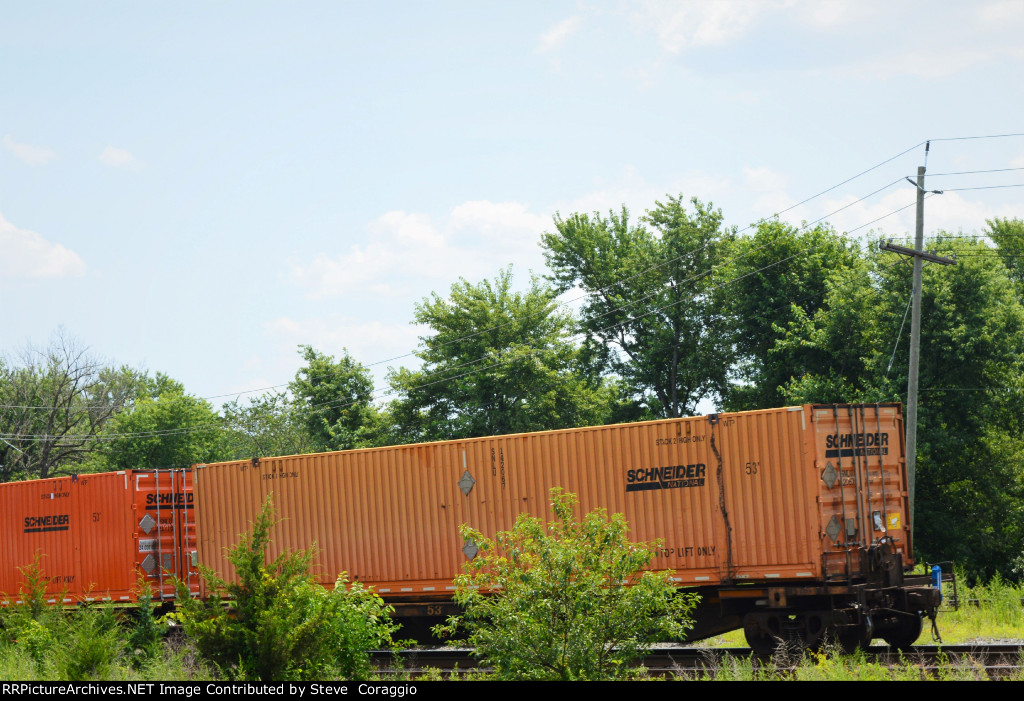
[822,462,838,490]
[826,515,842,543]
[139,513,156,534]
[141,554,156,574]
[462,539,479,559]
[458,470,476,496]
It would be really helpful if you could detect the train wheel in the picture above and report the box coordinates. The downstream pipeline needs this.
[743,613,781,656]
[828,615,873,655]
[882,613,922,650]
[833,627,872,655]
[743,626,777,657]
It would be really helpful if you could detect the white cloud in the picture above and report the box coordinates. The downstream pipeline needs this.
[0,212,86,279]
[977,0,1024,26]
[922,191,1020,235]
[792,0,871,29]
[627,0,786,53]
[99,145,142,170]
[741,166,812,225]
[3,135,55,165]
[288,201,551,300]
[449,200,549,245]
[537,16,581,53]
[828,46,996,81]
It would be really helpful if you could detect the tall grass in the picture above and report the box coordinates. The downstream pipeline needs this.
[938,574,1024,643]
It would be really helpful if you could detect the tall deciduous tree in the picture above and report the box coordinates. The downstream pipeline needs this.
[99,373,227,470]
[987,217,1024,291]
[222,392,312,460]
[0,334,138,482]
[385,267,615,443]
[289,346,379,452]
[542,196,736,418]
[775,236,1024,579]
[724,220,864,411]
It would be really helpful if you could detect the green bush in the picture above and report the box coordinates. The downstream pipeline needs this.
[0,557,62,663]
[175,497,401,680]
[127,572,168,665]
[435,488,698,681]
[46,604,124,681]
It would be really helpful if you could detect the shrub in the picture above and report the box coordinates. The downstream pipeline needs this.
[45,604,124,681]
[0,556,62,663]
[127,572,168,665]
[435,488,698,680]
[175,497,401,680]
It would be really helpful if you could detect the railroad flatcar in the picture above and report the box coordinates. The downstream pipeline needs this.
[1,403,943,652]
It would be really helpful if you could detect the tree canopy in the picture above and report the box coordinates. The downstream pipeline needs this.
[288,345,379,452]
[542,196,736,418]
[385,267,616,443]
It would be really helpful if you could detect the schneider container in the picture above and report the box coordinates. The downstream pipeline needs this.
[193,403,942,650]
[0,469,200,606]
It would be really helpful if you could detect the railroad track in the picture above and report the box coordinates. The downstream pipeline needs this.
[373,643,1024,679]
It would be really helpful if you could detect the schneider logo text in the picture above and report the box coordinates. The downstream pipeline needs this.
[23,514,70,533]
[626,463,706,492]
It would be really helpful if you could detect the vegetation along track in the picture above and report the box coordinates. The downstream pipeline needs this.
[372,644,1024,679]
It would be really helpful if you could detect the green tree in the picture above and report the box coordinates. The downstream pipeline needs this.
[385,267,616,444]
[100,373,227,470]
[724,220,864,410]
[987,217,1024,291]
[775,235,1024,579]
[435,488,698,681]
[542,196,736,417]
[0,334,143,481]
[289,346,379,451]
[175,498,401,681]
[222,391,312,459]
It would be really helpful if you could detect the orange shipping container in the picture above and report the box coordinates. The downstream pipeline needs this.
[193,404,912,599]
[0,469,200,605]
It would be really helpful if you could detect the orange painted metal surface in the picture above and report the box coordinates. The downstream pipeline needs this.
[194,403,911,600]
[0,469,200,605]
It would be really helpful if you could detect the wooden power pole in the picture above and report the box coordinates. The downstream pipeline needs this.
[879,145,955,538]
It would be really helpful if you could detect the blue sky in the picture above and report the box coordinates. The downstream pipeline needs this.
[2,1,1023,407]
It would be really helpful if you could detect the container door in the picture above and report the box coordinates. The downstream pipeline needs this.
[132,469,199,600]
[815,404,908,579]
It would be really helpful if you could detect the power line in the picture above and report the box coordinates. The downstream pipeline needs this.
[942,183,1024,192]
[929,132,1024,142]
[925,167,1024,177]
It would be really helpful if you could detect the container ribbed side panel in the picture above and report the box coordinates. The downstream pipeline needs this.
[1,477,78,603]
[193,404,908,599]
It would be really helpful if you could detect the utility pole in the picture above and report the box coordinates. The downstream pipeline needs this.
[879,142,955,539]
